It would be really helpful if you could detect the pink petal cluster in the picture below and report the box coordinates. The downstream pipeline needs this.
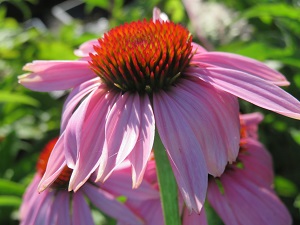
[18,8,300,214]
[19,139,143,225]
[121,113,292,225]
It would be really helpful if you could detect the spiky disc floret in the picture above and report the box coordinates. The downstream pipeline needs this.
[89,19,193,93]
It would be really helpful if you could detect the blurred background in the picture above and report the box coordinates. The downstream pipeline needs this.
[0,0,300,224]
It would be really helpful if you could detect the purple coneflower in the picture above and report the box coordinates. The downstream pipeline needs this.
[18,8,300,213]
[20,138,143,225]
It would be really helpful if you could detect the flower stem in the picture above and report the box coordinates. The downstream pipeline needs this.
[153,132,181,225]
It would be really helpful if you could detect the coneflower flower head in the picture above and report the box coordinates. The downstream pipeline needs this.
[89,20,192,93]
[18,7,300,214]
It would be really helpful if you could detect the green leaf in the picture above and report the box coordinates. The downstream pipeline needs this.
[274,176,298,197]
[290,129,300,145]
[0,179,25,196]
[242,3,300,20]
[153,132,181,225]
[0,195,22,207]
[0,91,39,106]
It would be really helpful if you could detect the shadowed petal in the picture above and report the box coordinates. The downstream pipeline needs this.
[68,90,118,191]
[73,191,94,225]
[127,95,155,188]
[19,60,96,91]
[153,91,208,213]
[192,67,300,119]
[175,79,240,175]
[38,134,66,192]
[97,93,142,182]
[83,183,143,225]
[183,207,208,225]
[61,77,100,131]
[56,192,71,225]
[101,166,159,201]
[191,52,289,86]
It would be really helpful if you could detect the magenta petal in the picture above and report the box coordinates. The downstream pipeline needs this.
[97,93,142,182]
[239,139,274,187]
[174,79,240,175]
[19,60,96,91]
[192,52,289,86]
[196,67,300,119]
[74,39,98,57]
[68,90,118,191]
[82,183,143,225]
[73,191,94,225]
[127,95,155,188]
[101,166,159,201]
[61,77,100,131]
[38,135,66,192]
[153,91,208,213]
[55,192,71,225]
[182,208,208,225]
[34,192,54,225]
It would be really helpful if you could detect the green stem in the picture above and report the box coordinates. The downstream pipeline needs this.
[153,132,181,225]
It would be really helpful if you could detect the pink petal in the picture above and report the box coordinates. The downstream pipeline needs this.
[19,60,96,91]
[191,52,289,86]
[73,191,94,225]
[64,91,96,169]
[101,166,159,201]
[82,183,143,225]
[61,77,100,131]
[239,139,274,187]
[97,93,142,182]
[240,112,263,140]
[38,134,66,192]
[192,67,300,120]
[55,192,71,225]
[74,39,98,58]
[175,78,240,175]
[127,95,155,188]
[207,179,240,225]
[153,91,208,213]
[68,89,118,191]
[152,7,169,22]
[182,208,208,225]
[34,192,54,225]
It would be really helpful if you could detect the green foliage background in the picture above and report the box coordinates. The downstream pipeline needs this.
[0,0,300,224]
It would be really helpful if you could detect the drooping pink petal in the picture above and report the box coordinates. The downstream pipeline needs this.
[34,192,54,225]
[153,91,208,213]
[97,93,142,182]
[127,95,155,188]
[73,191,94,225]
[61,77,100,131]
[221,174,292,225]
[190,67,300,119]
[101,165,159,201]
[19,60,96,91]
[74,39,98,58]
[64,90,96,169]
[20,174,40,219]
[38,134,66,192]
[55,192,71,225]
[191,42,208,56]
[207,179,240,225]
[191,52,289,86]
[82,183,143,225]
[68,89,119,191]
[239,139,274,187]
[122,199,164,225]
[20,190,48,225]
[182,207,208,225]
[175,78,240,176]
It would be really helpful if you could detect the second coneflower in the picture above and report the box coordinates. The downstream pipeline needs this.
[18,8,300,212]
